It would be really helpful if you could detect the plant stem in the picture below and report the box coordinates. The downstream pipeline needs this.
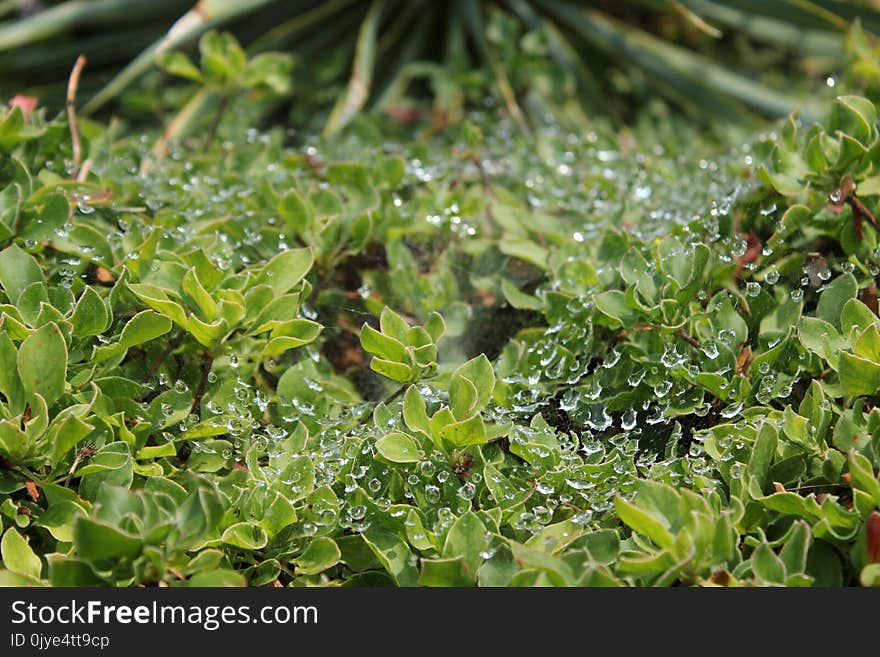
[355,383,406,426]
[143,329,185,384]
[191,352,215,414]
[66,54,87,180]
[204,92,230,153]
[677,327,702,349]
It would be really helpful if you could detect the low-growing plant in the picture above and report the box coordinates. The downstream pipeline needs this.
[2,51,880,587]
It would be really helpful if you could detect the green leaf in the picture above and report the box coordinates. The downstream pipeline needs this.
[500,238,549,270]
[379,307,411,343]
[853,324,880,363]
[411,343,437,368]
[839,352,880,396]
[71,286,109,337]
[326,162,370,190]
[0,570,41,586]
[36,501,87,542]
[815,274,857,330]
[484,463,527,509]
[849,452,880,504]
[221,522,269,550]
[0,331,23,412]
[424,312,446,342]
[120,310,172,349]
[373,155,405,189]
[449,374,479,420]
[273,456,315,501]
[594,290,639,326]
[779,521,811,575]
[438,413,487,447]
[361,529,418,587]
[450,354,495,414]
[747,422,778,490]
[830,95,876,146]
[501,278,543,310]
[47,556,105,586]
[278,190,313,237]
[525,519,586,555]
[185,315,227,347]
[262,319,323,357]
[768,205,812,246]
[136,443,177,460]
[127,283,187,327]
[242,52,293,94]
[17,322,67,407]
[419,557,473,586]
[375,432,421,463]
[0,420,28,464]
[182,268,217,321]
[370,358,413,383]
[404,509,436,552]
[72,518,141,561]
[247,559,281,586]
[260,492,297,536]
[17,281,48,326]
[157,50,204,82]
[581,530,621,565]
[406,325,431,349]
[1,527,42,579]
[0,244,43,304]
[255,248,313,296]
[199,30,246,83]
[620,248,657,303]
[861,563,880,587]
[798,316,845,365]
[841,298,879,342]
[403,385,430,435]
[752,543,786,584]
[295,537,341,575]
[187,570,246,587]
[614,497,675,550]
[360,323,410,363]
[508,542,574,585]
[442,511,487,578]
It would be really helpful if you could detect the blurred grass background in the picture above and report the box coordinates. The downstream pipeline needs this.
[1,0,878,131]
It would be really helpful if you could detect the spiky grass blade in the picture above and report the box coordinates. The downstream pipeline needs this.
[542,0,818,121]
[463,0,529,132]
[668,0,722,38]
[323,0,384,137]
[373,7,435,111]
[505,0,619,124]
[81,0,276,115]
[249,0,358,54]
[681,0,845,56]
[0,0,178,51]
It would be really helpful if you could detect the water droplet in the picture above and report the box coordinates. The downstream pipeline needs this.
[621,408,637,430]
[425,485,441,502]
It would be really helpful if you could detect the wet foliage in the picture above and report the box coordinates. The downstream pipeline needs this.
[2,26,880,587]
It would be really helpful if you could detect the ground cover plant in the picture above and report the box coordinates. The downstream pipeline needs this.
[1,5,880,587]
